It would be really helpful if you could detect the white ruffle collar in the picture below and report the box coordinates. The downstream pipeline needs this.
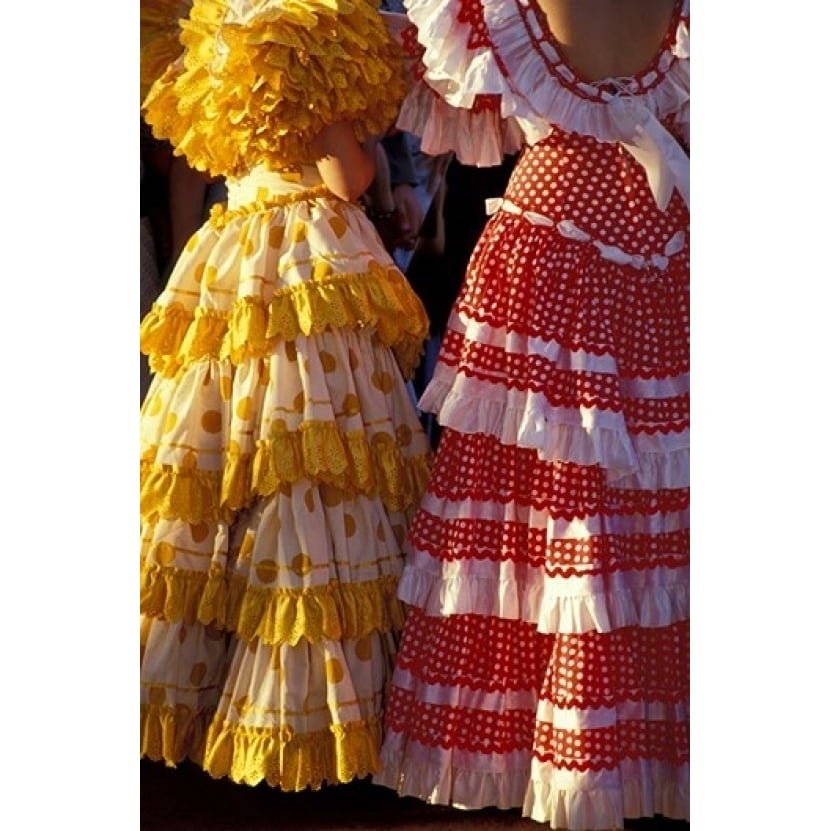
[403,0,690,209]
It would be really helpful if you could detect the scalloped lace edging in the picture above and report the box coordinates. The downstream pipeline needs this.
[141,265,429,380]
[141,560,407,642]
[397,563,688,634]
[140,430,432,523]
[202,715,382,789]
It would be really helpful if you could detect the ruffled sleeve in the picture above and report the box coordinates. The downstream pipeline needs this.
[397,0,690,194]
[142,0,409,178]
[395,0,526,166]
[139,0,192,103]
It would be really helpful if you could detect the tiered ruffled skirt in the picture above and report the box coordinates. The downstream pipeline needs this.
[139,164,432,789]
[375,131,690,829]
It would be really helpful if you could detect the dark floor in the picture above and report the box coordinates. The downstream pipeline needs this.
[141,760,690,831]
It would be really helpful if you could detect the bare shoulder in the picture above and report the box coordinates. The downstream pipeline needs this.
[535,0,679,81]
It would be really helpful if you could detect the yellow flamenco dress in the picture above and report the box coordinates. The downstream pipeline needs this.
[139,0,433,789]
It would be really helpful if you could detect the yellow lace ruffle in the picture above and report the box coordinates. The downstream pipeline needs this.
[142,0,408,178]
[140,700,209,768]
[142,557,406,644]
[226,574,405,645]
[139,0,193,101]
[202,715,382,789]
[141,420,432,523]
[140,263,429,381]
[141,560,224,625]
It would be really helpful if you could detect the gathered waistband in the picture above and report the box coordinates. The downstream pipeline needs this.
[225,163,328,210]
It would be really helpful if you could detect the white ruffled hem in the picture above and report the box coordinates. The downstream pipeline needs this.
[397,560,689,634]
[375,735,689,828]
[524,760,690,830]
[419,372,689,490]
[375,735,531,809]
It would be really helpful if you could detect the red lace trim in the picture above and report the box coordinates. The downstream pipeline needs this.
[438,332,690,431]
[408,511,689,576]
[426,430,689,518]
[533,719,689,769]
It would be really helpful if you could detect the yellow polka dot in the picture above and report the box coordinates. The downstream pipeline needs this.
[270,418,288,435]
[185,234,199,253]
[320,485,342,507]
[269,225,285,248]
[228,439,241,455]
[255,559,279,583]
[292,392,305,413]
[290,222,307,243]
[285,342,298,362]
[240,531,255,560]
[162,412,178,433]
[290,553,313,576]
[342,393,360,416]
[396,424,413,447]
[220,376,233,400]
[148,686,166,705]
[329,216,348,238]
[203,264,218,286]
[202,410,223,433]
[376,523,386,542]
[304,488,315,512]
[190,662,207,686]
[319,351,337,373]
[348,350,360,371]
[344,514,356,538]
[190,523,210,543]
[236,396,253,420]
[154,542,175,566]
[205,625,225,641]
[372,370,394,394]
[354,635,373,662]
[180,450,197,469]
[325,658,344,685]
[147,394,163,417]
[193,262,206,282]
[313,259,334,281]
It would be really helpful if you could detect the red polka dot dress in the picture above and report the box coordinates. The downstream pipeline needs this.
[373,1,690,828]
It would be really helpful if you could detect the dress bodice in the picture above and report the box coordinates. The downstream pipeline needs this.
[396,0,690,209]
